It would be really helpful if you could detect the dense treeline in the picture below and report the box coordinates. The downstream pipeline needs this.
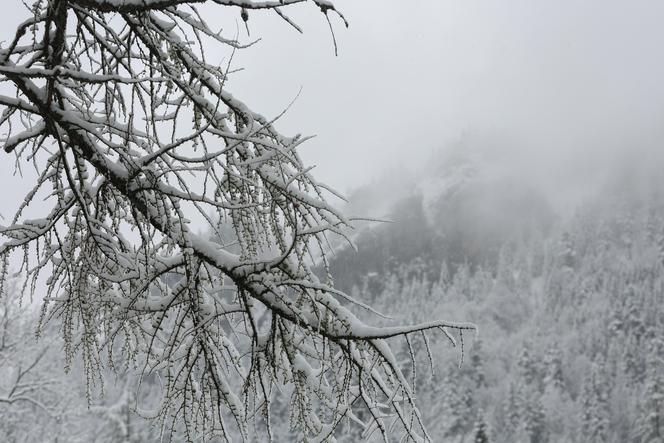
[333,176,664,442]
[1,155,663,441]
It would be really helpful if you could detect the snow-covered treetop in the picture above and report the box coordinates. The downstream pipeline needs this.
[0,1,473,441]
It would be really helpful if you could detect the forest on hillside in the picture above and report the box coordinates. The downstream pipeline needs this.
[2,149,662,442]
[2,1,664,442]
[328,156,664,442]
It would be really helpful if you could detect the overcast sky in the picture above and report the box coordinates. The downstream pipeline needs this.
[2,0,664,204]
[203,0,664,196]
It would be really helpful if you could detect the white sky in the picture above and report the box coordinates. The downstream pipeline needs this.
[2,0,664,203]
[201,0,664,196]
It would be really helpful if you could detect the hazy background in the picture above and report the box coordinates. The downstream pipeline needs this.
[2,0,664,214]
[204,0,664,202]
[1,3,664,442]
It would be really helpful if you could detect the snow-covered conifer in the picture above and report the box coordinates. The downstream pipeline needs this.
[543,344,564,393]
[472,409,490,443]
[581,362,610,443]
[634,352,664,442]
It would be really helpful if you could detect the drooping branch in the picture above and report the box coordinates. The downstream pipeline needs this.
[0,1,473,441]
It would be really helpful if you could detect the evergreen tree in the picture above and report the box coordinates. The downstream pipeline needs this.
[635,355,664,442]
[625,296,646,342]
[522,394,547,443]
[473,409,490,443]
[621,339,643,385]
[517,343,540,388]
[543,344,565,392]
[560,231,577,269]
[470,339,487,388]
[502,384,522,439]
[440,375,470,438]
[581,363,610,443]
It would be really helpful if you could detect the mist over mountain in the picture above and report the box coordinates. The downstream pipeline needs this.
[331,134,664,295]
[2,1,664,440]
[324,139,664,442]
[332,137,554,293]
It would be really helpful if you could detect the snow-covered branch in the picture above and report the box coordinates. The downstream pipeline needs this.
[0,1,472,440]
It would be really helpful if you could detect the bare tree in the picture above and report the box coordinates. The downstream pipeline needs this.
[0,278,75,441]
[0,1,474,441]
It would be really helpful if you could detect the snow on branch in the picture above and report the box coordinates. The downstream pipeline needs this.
[0,1,472,441]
